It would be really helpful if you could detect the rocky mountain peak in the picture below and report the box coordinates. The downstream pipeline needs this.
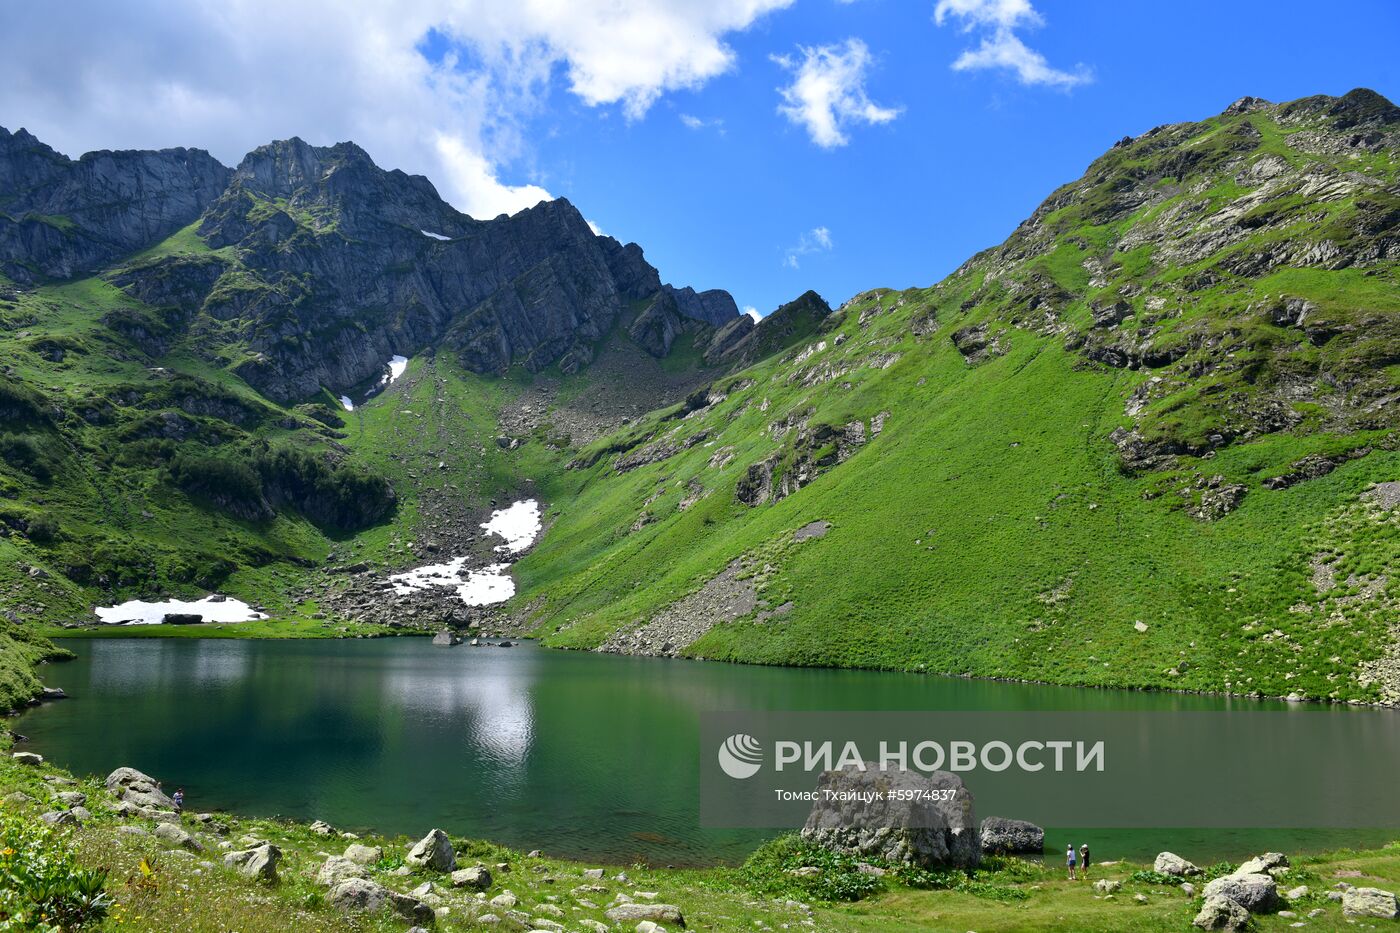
[0,128,230,283]
[1279,87,1399,130]
[1,125,743,400]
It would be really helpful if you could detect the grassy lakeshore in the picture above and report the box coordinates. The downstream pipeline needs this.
[2,740,1399,931]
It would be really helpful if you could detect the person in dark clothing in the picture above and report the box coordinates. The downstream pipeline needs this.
[1079,843,1091,878]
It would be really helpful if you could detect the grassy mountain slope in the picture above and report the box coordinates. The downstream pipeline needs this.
[1,89,1396,708]
[511,90,1400,704]
[0,225,744,640]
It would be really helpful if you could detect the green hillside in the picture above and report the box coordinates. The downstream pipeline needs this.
[511,91,1400,705]
[1,89,1397,708]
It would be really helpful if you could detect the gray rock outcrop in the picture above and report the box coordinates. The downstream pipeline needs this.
[603,902,686,926]
[1203,872,1279,913]
[978,817,1043,854]
[1236,852,1287,876]
[316,856,367,887]
[105,767,177,811]
[1343,887,1399,919]
[224,843,281,883]
[1154,851,1202,876]
[153,823,202,852]
[327,877,434,925]
[188,138,737,401]
[800,765,979,869]
[342,842,383,865]
[405,827,456,872]
[450,865,492,889]
[1194,893,1252,931]
[0,126,231,284]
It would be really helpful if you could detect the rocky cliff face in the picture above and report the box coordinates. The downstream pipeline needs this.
[0,127,230,284]
[127,136,736,400]
[933,88,1400,476]
[0,131,740,401]
[705,289,831,366]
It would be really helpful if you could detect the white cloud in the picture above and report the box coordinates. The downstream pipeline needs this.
[743,305,762,321]
[773,39,901,148]
[933,0,1089,88]
[0,0,791,219]
[680,113,725,132]
[784,225,833,268]
[434,133,552,218]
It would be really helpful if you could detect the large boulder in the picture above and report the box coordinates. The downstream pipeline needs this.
[431,630,460,647]
[1203,873,1279,914]
[405,828,455,872]
[978,817,1043,854]
[11,752,43,766]
[1236,852,1287,876]
[327,878,434,925]
[343,843,383,865]
[224,844,281,883]
[1343,887,1400,919]
[603,903,686,926]
[1194,893,1253,931]
[105,767,176,811]
[799,765,979,869]
[450,866,492,889]
[316,856,367,887]
[1155,851,1203,876]
[153,822,202,852]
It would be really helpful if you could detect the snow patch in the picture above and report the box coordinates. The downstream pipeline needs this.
[480,499,542,554]
[385,499,540,606]
[95,596,267,626]
[339,395,355,411]
[420,229,451,241]
[378,355,409,387]
[388,556,469,594]
[388,558,518,606]
[459,564,516,605]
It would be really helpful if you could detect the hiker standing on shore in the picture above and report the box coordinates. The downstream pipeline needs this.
[1079,843,1091,879]
[1066,843,1077,880]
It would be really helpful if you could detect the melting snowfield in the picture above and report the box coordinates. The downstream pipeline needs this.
[420,229,451,241]
[339,395,355,411]
[380,355,409,386]
[480,499,543,554]
[95,596,268,626]
[388,499,542,606]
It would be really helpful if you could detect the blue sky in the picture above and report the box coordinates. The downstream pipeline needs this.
[513,0,1400,314]
[2,0,1396,317]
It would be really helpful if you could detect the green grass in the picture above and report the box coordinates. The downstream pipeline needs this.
[504,99,1400,703]
[2,745,1399,932]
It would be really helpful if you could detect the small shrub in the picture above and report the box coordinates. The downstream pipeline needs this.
[0,433,53,482]
[25,512,58,543]
[0,810,113,929]
[739,835,884,903]
[1129,869,1183,886]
